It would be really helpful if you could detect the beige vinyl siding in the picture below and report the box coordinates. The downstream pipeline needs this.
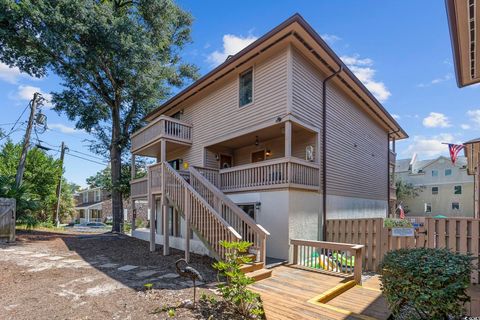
[291,47,387,201]
[325,83,388,200]
[233,136,284,166]
[162,46,289,168]
[292,130,316,161]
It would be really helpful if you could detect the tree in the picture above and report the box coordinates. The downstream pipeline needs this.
[0,0,198,232]
[395,179,425,213]
[0,140,75,221]
[86,163,145,198]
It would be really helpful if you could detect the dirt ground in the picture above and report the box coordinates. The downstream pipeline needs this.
[0,230,243,320]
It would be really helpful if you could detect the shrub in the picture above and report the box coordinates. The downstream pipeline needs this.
[16,214,38,231]
[213,240,264,318]
[380,248,472,319]
[383,218,412,228]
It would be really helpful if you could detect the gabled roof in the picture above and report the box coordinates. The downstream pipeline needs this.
[145,14,407,140]
[396,155,467,174]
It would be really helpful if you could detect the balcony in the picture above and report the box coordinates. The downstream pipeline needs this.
[131,115,192,156]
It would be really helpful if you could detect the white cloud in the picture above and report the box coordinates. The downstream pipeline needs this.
[207,34,258,66]
[404,133,456,158]
[467,109,480,127]
[16,85,53,108]
[340,55,391,102]
[392,114,400,120]
[321,34,341,44]
[461,124,471,130]
[422,112,451,128]
[48,123,84,134]
[0,62,23,84]
[417,74,452,87]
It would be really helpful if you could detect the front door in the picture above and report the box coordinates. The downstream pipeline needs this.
[220,154,233,169]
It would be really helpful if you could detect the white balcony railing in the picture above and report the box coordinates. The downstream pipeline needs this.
[131,116,192,153]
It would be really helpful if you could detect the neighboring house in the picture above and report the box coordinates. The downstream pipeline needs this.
[445,2,480,218]
[129,14,406,262]
[75,188,148,224]
[396,155,474,217]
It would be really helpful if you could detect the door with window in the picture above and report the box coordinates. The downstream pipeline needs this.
[168,159,183,170]
[251,150,265,163]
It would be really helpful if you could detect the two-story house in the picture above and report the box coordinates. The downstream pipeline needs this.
[129,14,407,266]
[396,155,474,217]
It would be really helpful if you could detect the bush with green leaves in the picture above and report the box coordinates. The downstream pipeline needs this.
[213,240,264,318]
[16,214,39,231]
[383,218,412,228]
[380,248,472,319]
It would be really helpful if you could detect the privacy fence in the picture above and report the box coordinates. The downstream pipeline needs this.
[326,217,480,284]
[0,198,16,242]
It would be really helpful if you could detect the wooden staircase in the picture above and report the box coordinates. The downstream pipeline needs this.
[159,162,271,281]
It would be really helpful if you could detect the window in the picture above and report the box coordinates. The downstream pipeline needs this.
[251,150,265,163]
[94,190,101,202]
[432,170,438,177]
[82,192,88,203]
[238,204,256,220]
[452,202,460,210]
[445,168,452,176]
[425,203,432,213]
[432,186,439,195]
[239,68,253,107]
[454,185,462,195]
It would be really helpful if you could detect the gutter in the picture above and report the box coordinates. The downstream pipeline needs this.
[322,65,343,241]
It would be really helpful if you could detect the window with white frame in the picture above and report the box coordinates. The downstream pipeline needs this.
[445,168,452,176]
[432,186,439,195]
[452,202,460,210]
[239,68,253,107]
[425,203,432,213]
[82,192,88,203]
[432,170,438,177]
[94,190,101,202]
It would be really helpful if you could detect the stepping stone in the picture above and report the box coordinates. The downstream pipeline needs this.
[0,248,15,252]
[135,270,158,278]
[98,263,118,268]
[158,273,179,279]
[62,259,83,264]
[117,265,138,271]
[47,256,64,261]
[31,253,49,258]
[14,251,32,255]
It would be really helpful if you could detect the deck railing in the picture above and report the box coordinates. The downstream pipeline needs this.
[290,239,364,284]
[219,157,319,192]
[131,116,192,152]
[149,163,162,193]
[130,177,148,198]
[194,166,220,188]
[190,166,269,263]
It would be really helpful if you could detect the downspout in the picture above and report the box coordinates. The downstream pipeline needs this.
[387,129,400,217]
[322,65,342,241]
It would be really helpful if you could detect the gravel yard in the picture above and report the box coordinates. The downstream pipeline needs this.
[0,230,241,320]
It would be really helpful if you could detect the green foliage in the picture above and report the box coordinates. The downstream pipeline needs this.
[213,241,264,318]
[0,0,199,232]
[395,180,425,213]
[0,141,76,222]
[383,218,413,228]
[86,163,145,198]
[16,214,39,230]
[167,308,175,317]
[143,283,153,291]
[380,248,472,319]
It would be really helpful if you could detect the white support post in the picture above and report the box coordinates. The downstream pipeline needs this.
[285,120,292,158]
[149,195,156,252]
[184,187,190,263]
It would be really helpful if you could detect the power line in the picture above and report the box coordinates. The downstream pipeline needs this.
[69,148,107,162]
[64,152,108,166]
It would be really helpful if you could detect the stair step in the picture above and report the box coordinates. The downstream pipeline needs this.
[245,268,272,282]
[236,253,256,264]
[240,262,264,274]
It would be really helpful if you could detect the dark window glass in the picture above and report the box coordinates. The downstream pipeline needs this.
[239,69,253,107]
[454,185,462,195]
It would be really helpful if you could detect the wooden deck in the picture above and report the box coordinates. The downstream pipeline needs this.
[250,266,390,320]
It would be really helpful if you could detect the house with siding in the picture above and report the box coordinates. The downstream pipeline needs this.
[396,155,474,217]
[128,14,407,270]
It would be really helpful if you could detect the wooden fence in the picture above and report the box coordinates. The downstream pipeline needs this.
[0,198,16,242]
[326,217,480,284]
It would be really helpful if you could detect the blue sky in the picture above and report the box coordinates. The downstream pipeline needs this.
[0,0,476,186]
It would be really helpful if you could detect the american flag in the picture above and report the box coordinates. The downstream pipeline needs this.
[448,144,464,164]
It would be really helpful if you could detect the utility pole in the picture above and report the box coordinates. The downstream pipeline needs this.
[55,142,67,227]
[15,92,41,188]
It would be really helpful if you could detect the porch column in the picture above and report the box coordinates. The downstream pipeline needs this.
[160,139,166,162]
[87,209,90,222]
[284,120,292,157]
[184,188,190,263]
[149,194,156,252]
[162,199,169,255]
[131,200,136,232]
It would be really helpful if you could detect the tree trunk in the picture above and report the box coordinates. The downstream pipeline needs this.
[110,105,123,233]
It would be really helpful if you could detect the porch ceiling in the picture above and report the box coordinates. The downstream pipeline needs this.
[207,122,311,150]
[134,139,189,158]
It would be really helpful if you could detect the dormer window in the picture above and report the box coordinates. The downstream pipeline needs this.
[239,68,253,107]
